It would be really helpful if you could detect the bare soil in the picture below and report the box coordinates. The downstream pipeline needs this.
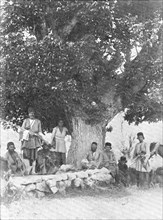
[1,186,162,220]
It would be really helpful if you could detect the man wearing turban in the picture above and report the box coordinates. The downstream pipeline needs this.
[20,107,42,174]
[4,142,26,175]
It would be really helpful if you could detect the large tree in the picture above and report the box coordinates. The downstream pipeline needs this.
[1,0,162,167]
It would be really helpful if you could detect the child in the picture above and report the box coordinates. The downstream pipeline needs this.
[118,156,129,187]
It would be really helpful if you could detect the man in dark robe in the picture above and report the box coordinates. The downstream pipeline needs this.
[118,156,129,186]
[35,142,58,175]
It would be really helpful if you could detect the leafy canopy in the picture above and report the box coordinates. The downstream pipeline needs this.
[1,0,162,131]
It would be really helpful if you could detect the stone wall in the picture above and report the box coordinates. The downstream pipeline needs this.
[1,167,113,200]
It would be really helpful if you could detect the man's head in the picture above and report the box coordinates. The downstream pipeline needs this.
[28,107,35,119]
[91,142,98,152]
[7,142,15,152]
[58,119,64,127]
[119,156,127,165]
[104,142,112,151]
[137,132,144,142]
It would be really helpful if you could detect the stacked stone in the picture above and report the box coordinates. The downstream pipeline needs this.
[1,166,113,199]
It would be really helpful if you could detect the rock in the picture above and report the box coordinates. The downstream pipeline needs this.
[50,186,58,194]
[12,175,42,185]
[36,191,45,198]
[58,187,66,195]
[99,167,111,174]
[36,181,50,193]
[93,168,101,173]
[60,173,68,181]
[91,173,112,182]
[86,169,100,176]
[84,177,95,187]
[26,191,36,198]
[41,175,56,181]
[25,183,36,192]
[67,172,77,180]
[46,179,57,188]
[8,178,22,189]
[0,178,7,197]
[76,171,88,179]
[57,180,65,188]
[64,179,72,188]
[57,181,66,195]
[74,178,83,187]
[54,173,67,181]
[59,164,75,172]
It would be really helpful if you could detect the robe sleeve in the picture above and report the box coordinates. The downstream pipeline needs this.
[144,142,150,158]
[4,152,11,169]
[85,152,89,160]
[111,152,116,163]
[22,119,27,129]
[14,152,21,160]
[96,151,103,168]
[133,144,138,158]
[65,127,68,135]
[50,127,57,145]
[38,120,42,133]
[4,152,8,161]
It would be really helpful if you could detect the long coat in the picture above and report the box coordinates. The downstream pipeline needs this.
[21,118,42,149]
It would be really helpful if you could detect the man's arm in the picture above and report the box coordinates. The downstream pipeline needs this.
[65,127,69,135]
[38,120,42,133]
[111,152,116,163]
[133,144,138,159]
[96,151,103,168]
[50,127,56,145]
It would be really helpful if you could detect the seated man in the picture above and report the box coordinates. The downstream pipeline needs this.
[35,142,58,175]
[81,142,102,169]
[4,142,26,176]
[117,156,129,186]
[100,142,117,176]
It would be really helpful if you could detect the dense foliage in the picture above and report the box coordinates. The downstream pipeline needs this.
[1,0,162,131]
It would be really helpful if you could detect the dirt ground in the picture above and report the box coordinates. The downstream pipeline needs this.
[1,186,162,220]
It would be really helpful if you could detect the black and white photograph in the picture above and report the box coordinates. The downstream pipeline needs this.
[0,0,162,219]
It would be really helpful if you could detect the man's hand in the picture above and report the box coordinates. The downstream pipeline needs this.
[29,131,35,136]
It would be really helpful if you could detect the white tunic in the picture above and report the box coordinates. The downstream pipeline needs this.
[51,127,68,153]
[132,141,150,172]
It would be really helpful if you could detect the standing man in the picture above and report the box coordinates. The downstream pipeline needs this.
[50,119,69,166]
[133,132,150,188]
[20,107,42,174]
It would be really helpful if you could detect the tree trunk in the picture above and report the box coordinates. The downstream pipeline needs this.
[67,83,122,168]
[67,117,103,168]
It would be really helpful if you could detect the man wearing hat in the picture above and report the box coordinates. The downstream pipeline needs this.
[132,132,150,187]
[4,142,26,175]
[20,107,42,174]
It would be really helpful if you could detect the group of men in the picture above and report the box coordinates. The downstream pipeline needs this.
[81,132,152,188]
[2,106,153,188]
[4,140,119,175]
[4,141,58,175]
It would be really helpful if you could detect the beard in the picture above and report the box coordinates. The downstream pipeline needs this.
[8,149,14,154]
